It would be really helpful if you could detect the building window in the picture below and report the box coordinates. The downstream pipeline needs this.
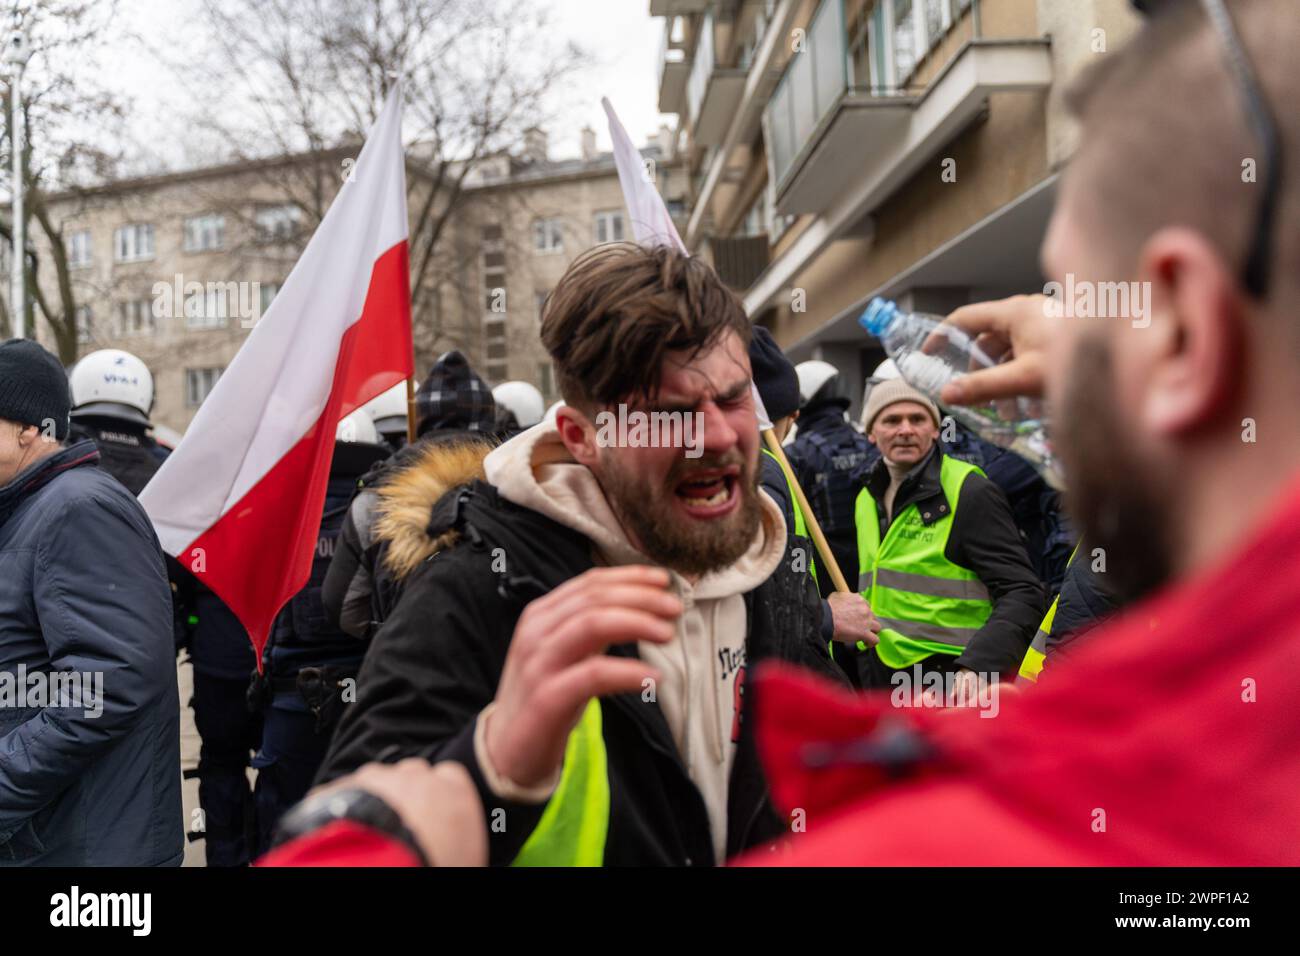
[75,305,93,344]
[593,211,624,245]
[186,367,223,408]
[114,224,154,263]
[255,204,302,243]
[484,314,507,383]
[480,223,507,315]
[532,218,563,255]
[117,299,156,336]
[185,286,230,329]
[66,230,93,269]
[892,0,916,86]
[259,282,281,317]
[184,214,226,253]
[539,361,554,399]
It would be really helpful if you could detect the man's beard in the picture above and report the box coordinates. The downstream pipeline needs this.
[1059,334,1174,604]
[600,450,763,577]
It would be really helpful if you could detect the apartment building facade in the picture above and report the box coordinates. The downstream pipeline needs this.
[26,132,686,434]
[434,129,688,401]
[655,0,1140,419]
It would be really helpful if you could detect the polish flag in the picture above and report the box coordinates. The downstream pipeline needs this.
[602,97,771,429]
[141,84,413,662]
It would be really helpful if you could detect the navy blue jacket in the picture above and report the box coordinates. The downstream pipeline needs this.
[0,441,182,865]
[787,399,874,598]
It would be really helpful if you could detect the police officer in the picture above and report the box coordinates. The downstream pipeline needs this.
[68,349,166,495]
[491,380,545,439]
[788,360,876,597]
[251,409,390,852]
[362,380,413,452]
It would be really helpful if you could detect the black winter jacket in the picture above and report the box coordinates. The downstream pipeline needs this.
[321,431,495,640]
[317,449,845,866]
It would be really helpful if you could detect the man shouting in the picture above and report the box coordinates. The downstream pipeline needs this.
[316,243,843,865]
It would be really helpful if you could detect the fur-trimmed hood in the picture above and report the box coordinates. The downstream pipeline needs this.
[374,438,495,581]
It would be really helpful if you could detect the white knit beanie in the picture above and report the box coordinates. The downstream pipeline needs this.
[860,378,941,433]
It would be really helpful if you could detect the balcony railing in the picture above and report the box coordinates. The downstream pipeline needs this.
[686,10,717,127]
[764,0,857,195]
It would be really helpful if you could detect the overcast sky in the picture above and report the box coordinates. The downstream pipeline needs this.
[105,0,673,172]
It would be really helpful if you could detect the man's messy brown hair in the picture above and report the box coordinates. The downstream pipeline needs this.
[539,242,752,410]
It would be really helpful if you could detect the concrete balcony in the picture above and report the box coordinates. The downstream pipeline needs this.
[686,11,748,146]
[769,37,1053,217]
[658,18,692,114]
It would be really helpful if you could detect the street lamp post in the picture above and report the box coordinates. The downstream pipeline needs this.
[4,10,30,339]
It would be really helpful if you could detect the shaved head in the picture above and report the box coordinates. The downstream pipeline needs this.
[1062,0,1300,316]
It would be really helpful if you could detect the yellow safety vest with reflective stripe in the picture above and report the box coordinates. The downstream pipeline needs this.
[510,699,609,866]
[762,448,817,584]
[854,455,994,668]
[1018,543,1081,682]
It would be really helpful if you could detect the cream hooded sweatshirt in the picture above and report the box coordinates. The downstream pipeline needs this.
[478,421,786,864]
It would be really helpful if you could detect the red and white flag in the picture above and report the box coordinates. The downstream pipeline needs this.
[141,84,413,662]
[602,97,771,429]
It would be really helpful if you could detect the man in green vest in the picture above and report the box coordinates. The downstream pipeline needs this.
[854,379,1045,693]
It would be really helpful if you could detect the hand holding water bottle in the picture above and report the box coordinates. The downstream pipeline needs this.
[929,294,1055,405]
[859,293,1061,485]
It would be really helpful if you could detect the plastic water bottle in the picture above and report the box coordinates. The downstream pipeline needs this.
[859,297,1061,487]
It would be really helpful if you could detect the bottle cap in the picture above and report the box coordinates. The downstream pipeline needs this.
[859,297,899,337]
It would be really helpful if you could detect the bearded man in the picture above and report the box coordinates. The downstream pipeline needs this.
[313,242,844,866]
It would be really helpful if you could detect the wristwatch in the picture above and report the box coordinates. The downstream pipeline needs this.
[272,787,432,866]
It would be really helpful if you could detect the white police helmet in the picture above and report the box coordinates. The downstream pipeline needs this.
[795,360,838,405]
[69,349,154,425]
[336,408,380,444]
[492,381,545,429]
[361,380,412,439]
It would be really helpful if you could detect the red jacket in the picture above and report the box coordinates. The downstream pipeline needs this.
[740,474,1300,866]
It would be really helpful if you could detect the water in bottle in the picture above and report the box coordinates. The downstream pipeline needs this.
[858,297,1061,487]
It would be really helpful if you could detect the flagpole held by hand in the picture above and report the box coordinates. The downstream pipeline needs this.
[760,428,851,594]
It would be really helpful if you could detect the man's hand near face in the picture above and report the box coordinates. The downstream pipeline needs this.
[484,565,682,789]
[827,591,882,647]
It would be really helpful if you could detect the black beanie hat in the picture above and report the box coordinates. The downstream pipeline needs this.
[414,350,497,437]
[748,326,800,423]
[0,339,71,440]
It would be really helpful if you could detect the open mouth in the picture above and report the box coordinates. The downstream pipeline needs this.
[673,465,741,518]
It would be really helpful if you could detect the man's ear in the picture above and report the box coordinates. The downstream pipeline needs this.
[1135,227,1244,437]
[556,406,601,467]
